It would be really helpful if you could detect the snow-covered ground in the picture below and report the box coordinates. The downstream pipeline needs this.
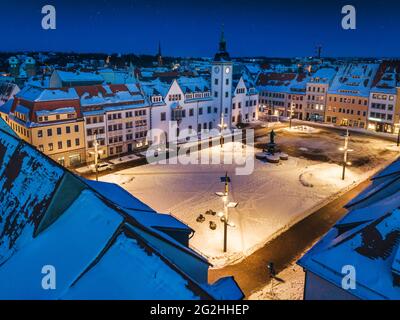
[248,263,305,300]
[284,125,321,134]
[100,131,398,268]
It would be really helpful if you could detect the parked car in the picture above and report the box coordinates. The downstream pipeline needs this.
[90,162,114,173]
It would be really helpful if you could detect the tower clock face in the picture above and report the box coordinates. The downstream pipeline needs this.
[225,67,230,74]
[214,66,220,74]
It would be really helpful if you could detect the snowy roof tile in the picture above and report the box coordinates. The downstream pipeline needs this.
[0,124,242,299]
[298,159,400,300]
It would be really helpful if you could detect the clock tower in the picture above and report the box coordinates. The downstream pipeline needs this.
[212,26,233,129]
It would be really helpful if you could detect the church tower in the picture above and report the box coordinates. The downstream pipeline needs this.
[211,25,233,129]
[156,41,163,67]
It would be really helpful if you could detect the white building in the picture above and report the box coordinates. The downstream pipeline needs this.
[231,67,259,125]
[305,67,337,122]
[76,84,150,160]
[367,62,399,133]
[143,31,259,145]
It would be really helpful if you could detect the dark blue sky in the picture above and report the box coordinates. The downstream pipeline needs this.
[1,0,399,57]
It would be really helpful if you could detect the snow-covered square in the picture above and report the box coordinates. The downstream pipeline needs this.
[100,126,398,267]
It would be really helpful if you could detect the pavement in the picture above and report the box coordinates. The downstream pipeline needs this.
[208,178,371,298]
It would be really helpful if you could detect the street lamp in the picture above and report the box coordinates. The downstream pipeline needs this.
[215,172,238,252]
[289,103,294,128]
[88,134,104,181]
[395,123,400,147]
[218,112,228,148]
[339,129,353,180]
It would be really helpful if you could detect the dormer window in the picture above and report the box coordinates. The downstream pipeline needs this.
[152,96,162,103]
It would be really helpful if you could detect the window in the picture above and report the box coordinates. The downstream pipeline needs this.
[58,141,63,149]
[189,109,194,117]
[215,79,218,85]
[214,91,218,98]
[225,92,229,98]
[38,145,44,152]
[226,79,229,85]
[74,125,79,132]
[207,106,211,114]
[66,126,71,134]
[126,121,133,129]
[57,127,62,135]
[48,143,53,151]
[47,128,52,136]
[75,138,80,146]
[199,107,203,115]
[67,140,71,148]
[161,112,166,121]
[38,130,43,138]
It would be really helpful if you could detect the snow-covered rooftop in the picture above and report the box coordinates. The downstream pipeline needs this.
[298,159,400,300]
[328,63,380,97]
[0,120,243,300]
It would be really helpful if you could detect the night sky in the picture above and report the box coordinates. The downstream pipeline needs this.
[1,0,399,57]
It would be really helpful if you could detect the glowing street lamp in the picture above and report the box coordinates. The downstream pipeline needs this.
[339,129,353,180]
[218,112,228,148]
[289,103,295,128]
[215,172,238,252]
[395,123,400,147]
[88,134,104,181]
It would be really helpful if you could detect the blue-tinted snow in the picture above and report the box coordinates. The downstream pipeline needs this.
[299,158,400,299]
[0,190,123,299]
[0,136,64,263]
[84,179,155,212]
[62,233,201,300]
[203,277,244,300]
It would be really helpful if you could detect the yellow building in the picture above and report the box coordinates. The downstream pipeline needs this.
[0,87,86,168]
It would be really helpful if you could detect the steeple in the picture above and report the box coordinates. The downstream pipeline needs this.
[157,41,163,66]
[219,24,227,52]
[214,24,230,62]
[158,41,162,57]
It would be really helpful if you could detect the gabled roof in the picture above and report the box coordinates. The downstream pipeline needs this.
[0,120,242,300]
[298,159,400,300]
[16,86,79,102]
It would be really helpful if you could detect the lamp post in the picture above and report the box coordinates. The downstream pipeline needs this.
[89,134,104,181]
[289,103,294,128]
[215,172,238,253]
[339,129,353,180]
[218,112,228,148]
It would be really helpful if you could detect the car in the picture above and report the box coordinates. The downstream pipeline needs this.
[91,162,114,173]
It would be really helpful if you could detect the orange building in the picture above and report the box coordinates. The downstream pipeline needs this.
[325,93,369,128]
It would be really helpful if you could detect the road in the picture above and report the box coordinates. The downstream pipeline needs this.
[208,178,371,298]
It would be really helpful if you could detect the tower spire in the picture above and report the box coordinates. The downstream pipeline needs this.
[214,24,230,62]
[219,24,227,52]
[157,41,163,66]
[158,41,162,57]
